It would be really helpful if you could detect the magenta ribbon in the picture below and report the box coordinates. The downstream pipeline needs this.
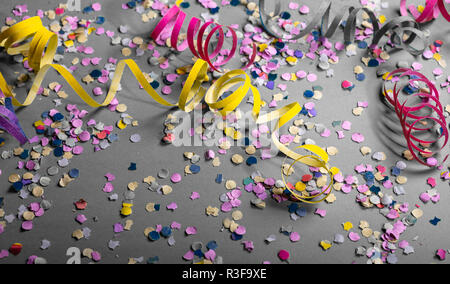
[151,5,256,72]
[400,0,450,23]
[383,68,448,166]
[0,97,28,145]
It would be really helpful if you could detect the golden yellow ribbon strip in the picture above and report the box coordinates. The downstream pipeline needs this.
[0,16,340,203]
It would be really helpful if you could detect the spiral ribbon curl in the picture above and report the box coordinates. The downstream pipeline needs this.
[400,0,450,23]
[383,68,449,166]
[151,4,257,72]
[0,16,339,203]
[259,0,427,56]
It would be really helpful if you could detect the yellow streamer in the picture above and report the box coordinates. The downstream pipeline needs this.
[0,16,340,203]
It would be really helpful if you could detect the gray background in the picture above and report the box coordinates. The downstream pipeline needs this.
[0,0,449,264]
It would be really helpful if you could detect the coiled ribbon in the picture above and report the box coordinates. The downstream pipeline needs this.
[0,16,339,203]
[400,0,450,23]
[259,0,427,56]
[151,4,257,72]
[383,68,448,166]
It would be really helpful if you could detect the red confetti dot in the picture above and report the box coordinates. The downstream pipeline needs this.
[301,174,313,182]
[9,243,23,256]
[278,249,290,261]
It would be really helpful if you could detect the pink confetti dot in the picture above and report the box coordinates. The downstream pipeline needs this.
[103,182,114,193]
[171,173,182,183]
[351,133,365,143]
[348,232,360,242]
[299,5,310,14]
[92,3,101,11]
[290,232,300,242]
[306,73,317,82]
[162,86,172,95]
[22,221,33,231]
[235,226,246,235]
[185,226,197,235]
[72,145,84,155]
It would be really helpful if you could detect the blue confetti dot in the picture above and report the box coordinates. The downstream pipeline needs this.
[126,1,136,8]
[357,41,368,49]
[280,12,291,19]
[207,241,218,250]
[246,156,257,166]
[296,207,307,217]
[215,174,223,184]
[268,73,277,81]
[368,59,379,67]
[303,90,314,98]
[430,217,441,226]
[288,203,299,213]
[231,232,243,241]
[313,172,322,178]
[108,133,119,143]
[147,256,159,264]
[69,169,80,178]
[52,139,62,147]
[128,163,137,171]
[209,7,220,14]
[149,231,160,241]
[230,0,240,6]
[150,80,160,89]
[154,204,160,211]
[194,249,204,257]
[83,6,94,13]
[160,226,172,237]
[356,73,366,81]
[370,185,381,194]
[180,2,190,8]
[53,113,64,121]
[56,46,65,55]
[90,69,102,79]
[96,16,105,24]
[190,164,201,174]
[54,147,64,157]
[275,42,285,49]
[13,181,23,191]
[19,150,29,159]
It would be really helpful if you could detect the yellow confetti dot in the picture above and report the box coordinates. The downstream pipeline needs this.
[320,240,332,251]
[343,222,353,231]
[117,120,127,129]
[294,182,306,192]
[258,44,268,52]
[64,40,74,47]
[286,56,298,65]
[121,203,133,216]
[34,120,44,127]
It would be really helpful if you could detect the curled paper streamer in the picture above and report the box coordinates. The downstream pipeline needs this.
[151,4,257,72]
[0,97,28,144]
[0,16,339,202]
[400,0,450,23]
[259,0,427,56]
[383,68,449,166]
